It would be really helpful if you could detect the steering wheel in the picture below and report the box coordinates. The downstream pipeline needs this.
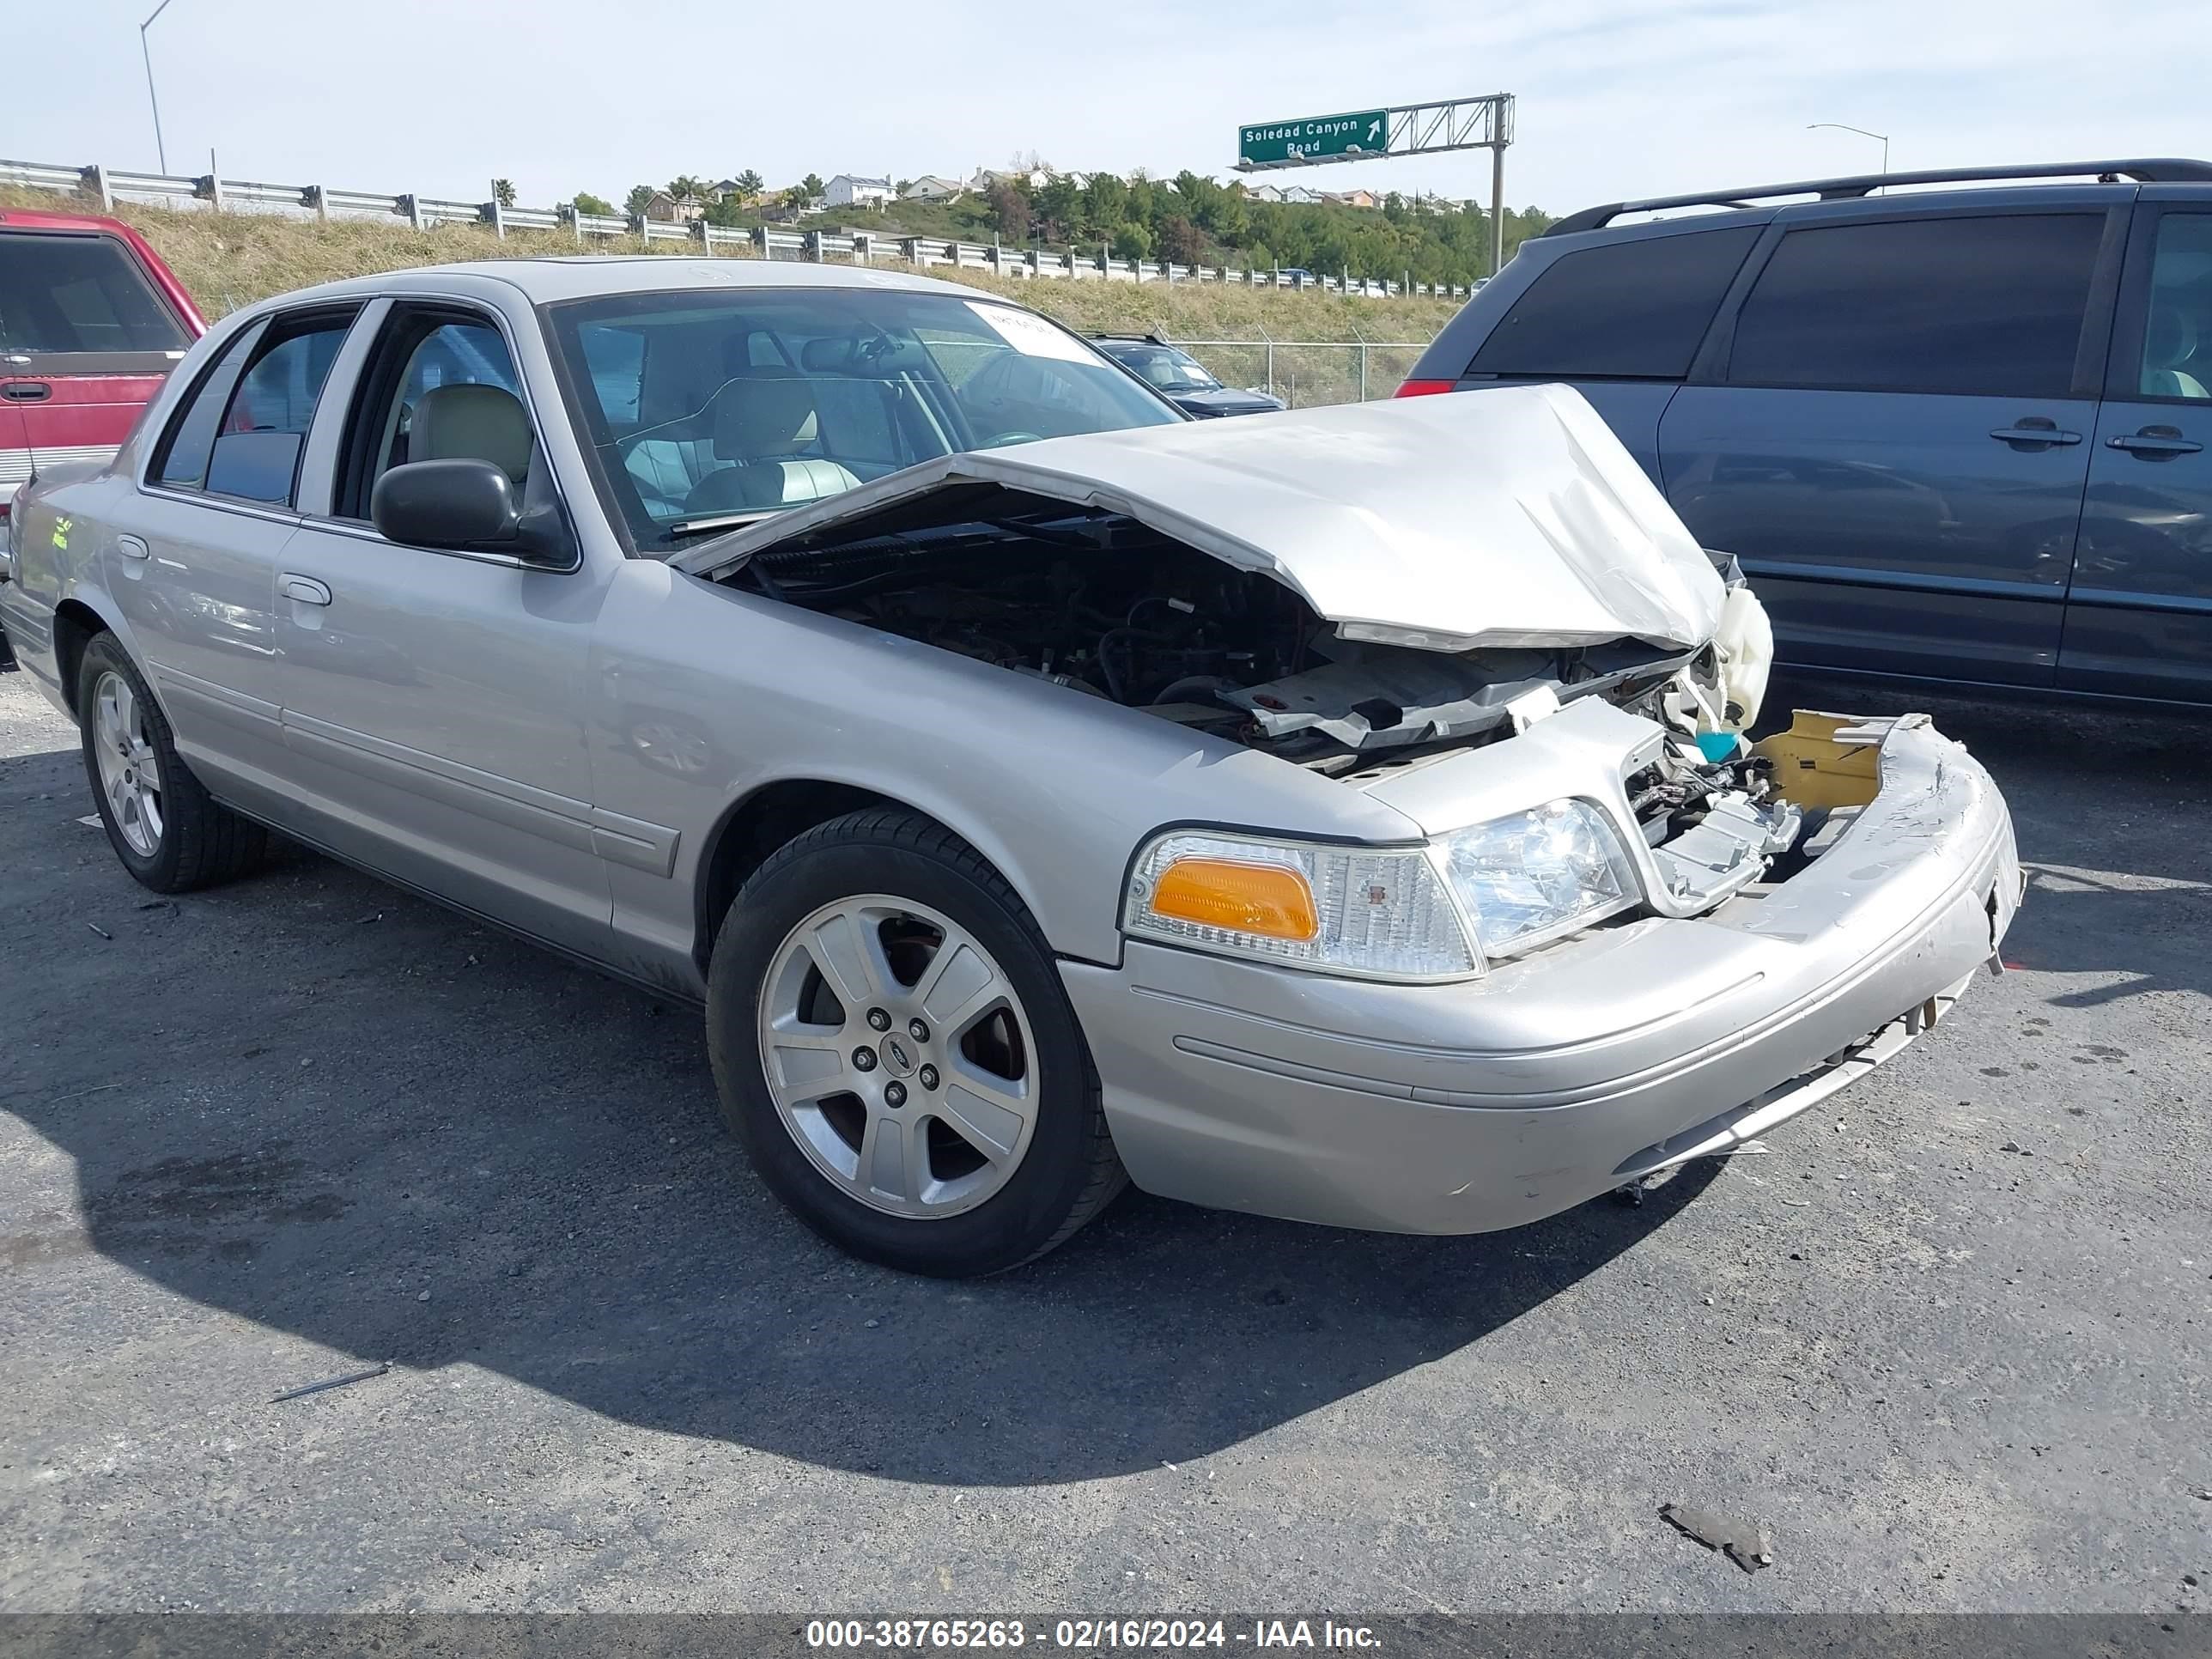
[980,431,1045,448]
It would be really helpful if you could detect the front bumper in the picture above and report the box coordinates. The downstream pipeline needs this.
[1060,714,2021,1235]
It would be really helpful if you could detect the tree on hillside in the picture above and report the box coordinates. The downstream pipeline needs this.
[1033,175,1081,240]
[1156,215,1207,268]
[734,168,764,198]
[1109,222,1152,261]
[1082,173,1127,236]
[666,175,710,204]
[491,178,517,208]
[571,191,614,217]
[799,173,827,202]
[624,184,657,216]
[986,181,1032,243]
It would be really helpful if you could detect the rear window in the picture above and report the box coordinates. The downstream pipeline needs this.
[1468,226,1761,380]
[0,230,190,356]
[1725,213,2105,398]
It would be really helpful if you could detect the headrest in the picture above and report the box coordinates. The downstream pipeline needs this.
[411,383,532,484]
[714,374,819,461]
[2146,304,2199,369]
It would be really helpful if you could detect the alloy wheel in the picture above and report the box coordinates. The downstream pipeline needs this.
[757,895,1039,1219]
[92,671,164,858]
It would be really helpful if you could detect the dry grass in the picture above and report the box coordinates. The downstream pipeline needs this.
[5,191,1459,402]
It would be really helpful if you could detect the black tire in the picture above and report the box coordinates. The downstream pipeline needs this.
[707,808,1126,1277]
[76,632,267,893]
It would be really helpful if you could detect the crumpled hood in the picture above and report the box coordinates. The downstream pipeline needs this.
[677,381,1725,653]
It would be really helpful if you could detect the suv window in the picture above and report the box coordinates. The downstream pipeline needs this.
[153,311,356,504]
[1726,213,2106,398]
[2137,212,2212,401]
[0,230,191,356]
[1468,226,1760,380]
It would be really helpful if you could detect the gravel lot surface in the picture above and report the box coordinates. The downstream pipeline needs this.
[1,665,2206,1615]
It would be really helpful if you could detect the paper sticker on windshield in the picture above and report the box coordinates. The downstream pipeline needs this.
[966,302,1094,364]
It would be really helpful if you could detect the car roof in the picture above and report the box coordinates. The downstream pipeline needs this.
[1540,157,2212,240]
[262,255,995,311]
[0,207,144,236]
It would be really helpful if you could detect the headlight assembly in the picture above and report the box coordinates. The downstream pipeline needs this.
[1125,801,1642,982]
[1124,830,1479,981]
[1436,798,1638,957]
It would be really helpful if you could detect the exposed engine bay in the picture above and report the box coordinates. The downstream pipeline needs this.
[735,499,1802,890]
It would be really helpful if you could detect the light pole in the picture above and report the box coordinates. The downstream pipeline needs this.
[140,0,179,174]
[1807,122,1888,178]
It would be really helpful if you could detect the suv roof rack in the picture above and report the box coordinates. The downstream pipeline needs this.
[1540,158,2212,238]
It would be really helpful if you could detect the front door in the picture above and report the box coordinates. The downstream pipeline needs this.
[270,302,612,958]
[1660,208,2118,686]
[2063,204,2212,704]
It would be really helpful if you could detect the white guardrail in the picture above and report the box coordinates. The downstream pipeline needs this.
[1,158,1475,301]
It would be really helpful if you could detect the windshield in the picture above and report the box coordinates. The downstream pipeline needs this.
[545,287,1182,553]
[1107,343,1223,392]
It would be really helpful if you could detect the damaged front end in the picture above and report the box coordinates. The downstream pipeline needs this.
[678,385,1845,964]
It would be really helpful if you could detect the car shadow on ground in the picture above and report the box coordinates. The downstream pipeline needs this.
[0,732,1721,1488]
[3,674,2203,1488]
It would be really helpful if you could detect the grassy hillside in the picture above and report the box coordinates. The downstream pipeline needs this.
[7,191,1458,405]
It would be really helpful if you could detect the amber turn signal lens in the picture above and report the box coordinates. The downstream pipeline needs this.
[1148,858,1320,940]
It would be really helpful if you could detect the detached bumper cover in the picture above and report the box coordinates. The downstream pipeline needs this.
[1062,717,2020,1235]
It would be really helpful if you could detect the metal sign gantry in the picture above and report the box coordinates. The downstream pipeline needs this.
[1234,94,1516,276]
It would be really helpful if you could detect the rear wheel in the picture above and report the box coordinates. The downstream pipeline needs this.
[707,809,1125,1276]
[76,633,266,892]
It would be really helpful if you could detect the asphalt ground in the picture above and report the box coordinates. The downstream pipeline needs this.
[1,664,2207,1617]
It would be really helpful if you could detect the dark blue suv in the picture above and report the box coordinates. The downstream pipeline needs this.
[1400,160,2212,708]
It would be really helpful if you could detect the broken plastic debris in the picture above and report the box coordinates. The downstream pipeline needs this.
[1661,1502,1774,1571]
[270,1360,392,1404]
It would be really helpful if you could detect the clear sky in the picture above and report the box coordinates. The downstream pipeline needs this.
[10,0,2206,217]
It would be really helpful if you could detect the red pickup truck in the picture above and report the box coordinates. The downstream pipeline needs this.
[1,206,204,521]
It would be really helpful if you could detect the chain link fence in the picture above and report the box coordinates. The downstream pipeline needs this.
[1171,337,1431,407]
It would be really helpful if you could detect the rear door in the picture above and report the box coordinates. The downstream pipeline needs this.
[118,305,359,794]
[2063,198,2212,702]
[1658,204,2124,685]
[0,227,194,477]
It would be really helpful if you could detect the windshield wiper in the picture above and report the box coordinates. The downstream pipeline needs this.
[665,509,782,538]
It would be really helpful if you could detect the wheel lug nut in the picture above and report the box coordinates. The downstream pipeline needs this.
[908,1018,930,1042]
[852,1047,878,1072]
[884,1081,907,1109]
[866,1008,891,1031]
[918,1064,939,1091]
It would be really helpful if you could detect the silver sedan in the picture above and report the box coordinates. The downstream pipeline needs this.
[0,258,2021,1275]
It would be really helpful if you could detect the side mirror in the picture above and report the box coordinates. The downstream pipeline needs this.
[371,459,520,550]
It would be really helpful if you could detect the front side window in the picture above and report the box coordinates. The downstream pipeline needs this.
[2137,213,2212,401]
[1726,213,2106,398]
[153,309,356,505]
[1468,225,1761,381]
[545,289,1181,552]
[0,231,191,357]
[331,311,535,522]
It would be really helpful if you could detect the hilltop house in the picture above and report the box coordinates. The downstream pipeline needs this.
[642,190,705,223]
[971,166,1051,192]
[1278,185,1323,206]
[1243,182,1284,203]
[900,175,965,203]
[823,174,894,209]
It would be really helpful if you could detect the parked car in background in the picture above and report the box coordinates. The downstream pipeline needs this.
[1092,334,1286,417]
[1401,159,2212,708]
[0,208,202,667]
[1,258,2020,1277]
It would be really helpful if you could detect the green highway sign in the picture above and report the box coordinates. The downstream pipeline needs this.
[1237,109,1389,169]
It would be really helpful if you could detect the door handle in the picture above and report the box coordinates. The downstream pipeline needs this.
[1988,419,2081,448]
[0,382,52,403]
[281,574,332,605]
[2106,425,2202,459]
[117,536,150,562]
